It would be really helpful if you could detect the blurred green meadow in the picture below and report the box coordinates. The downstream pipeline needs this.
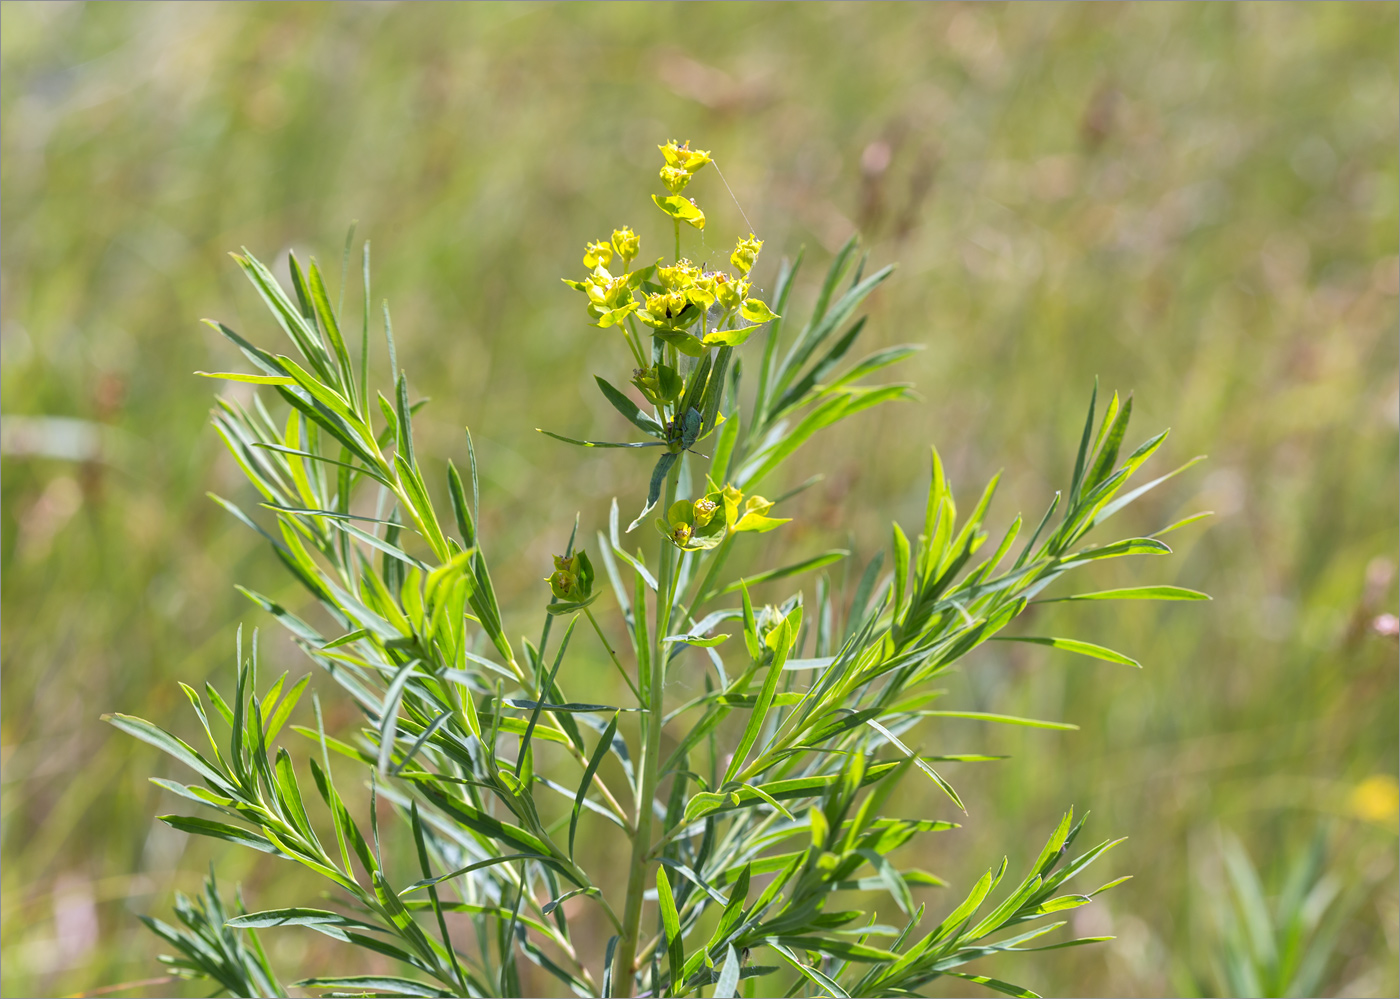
[2,2,1396,996]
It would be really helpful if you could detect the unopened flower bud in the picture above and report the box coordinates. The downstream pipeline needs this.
[545,550,595,603]
[715,275,748,312]
[611,226,640,266]
[731,234,763,275]
[743,495,774,517]
[660,164,691,194]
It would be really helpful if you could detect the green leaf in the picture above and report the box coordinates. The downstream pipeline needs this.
[737,780,795,820]
[740,298,780,324]
[308,259,357,406]
[724,618,792,784]
[930,867,996,946]
[739,385,910,489]
[633,451,680,531]
[516,616,576,776]
[158,815,281,854]
[991,636,1140,668]
[570,713,618,859]
[409,779,561,868]
[821,343,920,395]
[856,848,915,915]
[711,408,740,484]
[703,324,760,347]
[233,250,335,382]
[664,631,729,648]
[772,262,895,407]
[375,658,419,775]
[653,328,708,357]
[293,975,451,997]
[714,549,848,597]
[1093,455,1206,527]
[1067,380,1098,509]
[263,673,310,742]
[715,944,741,998]
[595,376,666,438]
[196,371,297,386]
[105,713,229,790]
[656,867,684,991]
[393,452,450,561]
[769,316,867,419]
[768,943,853,997]
[945,971,1042,998]
[1152,510,1213,536]
[865,719,964,813]
[399,853,549,894]
[226,907,384,933]
[1084,393,1132,493]
[919,711,1079,731]
[537,429,664,449]
[1063,537,1171,562]
[767,935,898,963]
[1036,585,1210,603]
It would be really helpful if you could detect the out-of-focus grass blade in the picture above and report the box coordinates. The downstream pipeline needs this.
[919,710,1079,731]
[991,636,1140,668]
[1036,585,1210,603]
[713,550,848,597]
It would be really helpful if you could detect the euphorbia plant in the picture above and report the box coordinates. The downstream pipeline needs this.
[111,140,1206,998]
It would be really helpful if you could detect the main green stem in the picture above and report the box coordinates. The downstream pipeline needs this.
[612,459,681,996]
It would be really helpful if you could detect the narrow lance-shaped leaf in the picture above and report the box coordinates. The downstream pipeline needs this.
[656,866,685,993]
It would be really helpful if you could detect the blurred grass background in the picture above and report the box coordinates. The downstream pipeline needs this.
[2,2,1396,996]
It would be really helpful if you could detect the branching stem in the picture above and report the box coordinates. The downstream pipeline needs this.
[585,606,643,704]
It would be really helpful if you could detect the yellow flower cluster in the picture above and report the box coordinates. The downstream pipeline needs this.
[567,229,770,338]
[561,140,780,364]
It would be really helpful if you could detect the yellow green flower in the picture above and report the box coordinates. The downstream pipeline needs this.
[657,495,726,551]
[659,139,712,176]
[583,240,613,270]
[715,274,749,312]
[693,496,720,527]
[546,550,595,603]
[567,266,640,327]
[657,259,701,291]
[638,289,697,332]
[731,233,763,275]
[689,273,720,310]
